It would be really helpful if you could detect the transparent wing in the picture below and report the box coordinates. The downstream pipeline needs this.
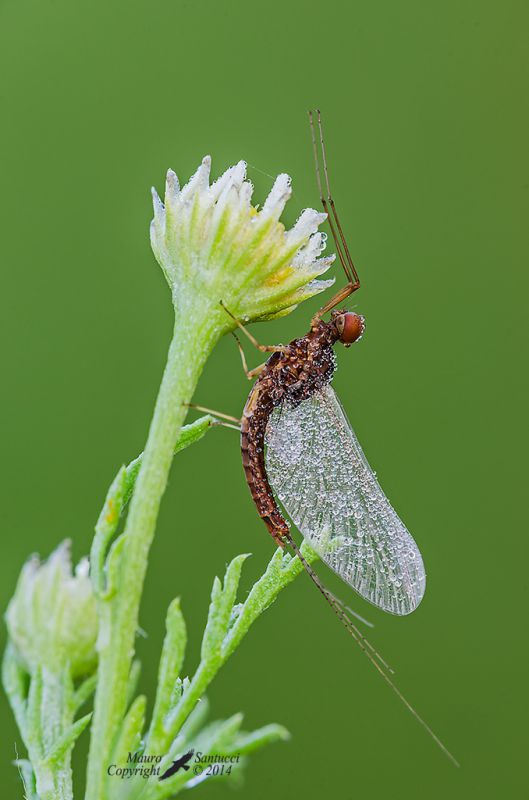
[265,385,426,615]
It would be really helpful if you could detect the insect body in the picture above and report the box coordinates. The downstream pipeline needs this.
[241,308,426,616]
[241,311,363,547]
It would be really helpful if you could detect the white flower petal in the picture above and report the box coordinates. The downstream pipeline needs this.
[75,557,90,579]
[216,181,241,217]
[286,208,327,246]
[292,231,327,267]
[262,173,292,219]
[151,187,165,225]
[238,180,254,211]
[165,169,180,205]
[180,155,211,202]
[293,276,336,300]
[210,163,237,202]
[230,160,247,192]
[290,253,336,280]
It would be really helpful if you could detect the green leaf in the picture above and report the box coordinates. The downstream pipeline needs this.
[173,415,215,455]
[91,467,128,596]
[201,554,250,661]
[123,416,214,506]
[91,416,213,598]
[206,712,244,750]
[154,714,245,798]
[2,643,29,742]
[101,533,127,600]
[126,660,142,709]
[14,758,36,800]
[26,667,43,757]
[221,542,318,660]
[111,695,147,768]
[73,673,98,714]
[159,545,316,752]
[44,713,92,766]
[228,722,290,754]
[148,598,187,748]
[177,696,209,743]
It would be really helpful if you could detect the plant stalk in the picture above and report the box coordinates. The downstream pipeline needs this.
[85,305,223,800]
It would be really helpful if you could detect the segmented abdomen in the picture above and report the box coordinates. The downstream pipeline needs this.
[241,382,289,545]
[240,326,337,546]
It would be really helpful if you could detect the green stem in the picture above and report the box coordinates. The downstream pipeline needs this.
[85,306,224,800]
[37,669,73,800]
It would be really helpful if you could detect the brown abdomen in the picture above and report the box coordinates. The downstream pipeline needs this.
[241,383,289,545]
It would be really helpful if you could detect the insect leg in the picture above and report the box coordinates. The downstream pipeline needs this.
[308,110,360,322]
[317,110,360,287]
[220,301,286,353]
[213,421,241,431]
[185,403,241,427]
[232,333,267,380]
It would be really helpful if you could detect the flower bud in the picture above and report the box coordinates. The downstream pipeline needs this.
[6,541,98,678]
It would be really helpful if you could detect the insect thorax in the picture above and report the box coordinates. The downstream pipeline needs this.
[279,338,337,407]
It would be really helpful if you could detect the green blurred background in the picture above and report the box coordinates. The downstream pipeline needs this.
[1,0,527,797]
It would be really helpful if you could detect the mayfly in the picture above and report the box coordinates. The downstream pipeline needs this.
[238,112,425,615]
[194,111,456,764]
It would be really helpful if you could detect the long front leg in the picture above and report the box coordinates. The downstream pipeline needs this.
[312,280,360,324]
[308,110,361,322]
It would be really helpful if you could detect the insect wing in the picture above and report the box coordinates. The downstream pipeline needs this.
[265,385,426,615]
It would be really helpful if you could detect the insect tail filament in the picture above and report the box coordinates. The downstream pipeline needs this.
[283,530,460,768]
[325,589,395,674]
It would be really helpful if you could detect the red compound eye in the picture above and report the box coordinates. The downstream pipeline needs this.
[336,312,365,346]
